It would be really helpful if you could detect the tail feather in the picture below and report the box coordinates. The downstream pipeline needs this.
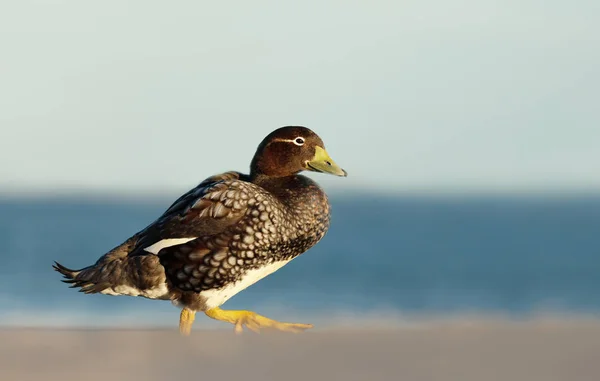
[52,237,135,294]
[52,261,81,281]
[52,236,169,299]
[53,261,100,293]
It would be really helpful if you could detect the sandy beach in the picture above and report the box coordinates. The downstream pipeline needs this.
[1,317,599,381]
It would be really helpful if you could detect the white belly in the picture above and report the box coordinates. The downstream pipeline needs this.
[200,259,292,309]
[100,283,170,299]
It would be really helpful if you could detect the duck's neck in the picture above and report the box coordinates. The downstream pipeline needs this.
[251,174,306,199]
[252,173,330,237]
[251,174,328,209]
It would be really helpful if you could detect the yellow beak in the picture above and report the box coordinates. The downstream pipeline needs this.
[306,146,347,177]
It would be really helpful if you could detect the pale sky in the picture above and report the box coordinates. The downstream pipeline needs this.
[1,1,598,196]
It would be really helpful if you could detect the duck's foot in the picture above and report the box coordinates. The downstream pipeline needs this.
[179,308,196,336]
[205,307,313,334]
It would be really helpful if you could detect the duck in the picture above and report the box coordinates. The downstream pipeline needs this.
[53,126,347,335]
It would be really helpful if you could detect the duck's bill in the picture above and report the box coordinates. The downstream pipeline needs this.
[306,146,347,177]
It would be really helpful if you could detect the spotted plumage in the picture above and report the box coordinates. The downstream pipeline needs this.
[54,126,346,335]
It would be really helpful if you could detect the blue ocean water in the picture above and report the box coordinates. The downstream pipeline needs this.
[0,194,598,327]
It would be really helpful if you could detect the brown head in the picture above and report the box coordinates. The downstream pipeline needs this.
[250,126,347,179]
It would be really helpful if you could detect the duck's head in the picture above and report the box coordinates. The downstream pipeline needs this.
[250,126,347,179]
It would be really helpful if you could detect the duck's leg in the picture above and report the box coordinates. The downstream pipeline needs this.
[179,308,196,336]
[205,307,313,334]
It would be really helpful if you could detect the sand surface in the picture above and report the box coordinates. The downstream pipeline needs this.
[2,318,599,381]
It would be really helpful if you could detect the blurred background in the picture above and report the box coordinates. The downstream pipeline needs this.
[0,0,598,328]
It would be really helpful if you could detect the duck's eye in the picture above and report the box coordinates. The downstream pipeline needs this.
[293,137,305,146]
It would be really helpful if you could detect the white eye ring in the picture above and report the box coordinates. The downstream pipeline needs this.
[293,137,305,146]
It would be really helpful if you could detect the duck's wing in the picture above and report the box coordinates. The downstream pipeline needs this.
[130,171,252,256]
[54,171,259,296]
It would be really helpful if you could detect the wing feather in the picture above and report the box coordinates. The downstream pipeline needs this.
[130,171,251,256]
